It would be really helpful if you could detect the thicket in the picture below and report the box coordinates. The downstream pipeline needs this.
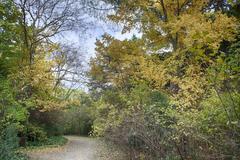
[88,1,240,159]
[0,0,92,159]
[0,125,28,160]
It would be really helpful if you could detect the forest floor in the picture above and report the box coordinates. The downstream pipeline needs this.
[26,136,126,160]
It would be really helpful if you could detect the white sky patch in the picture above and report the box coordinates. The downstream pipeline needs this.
[53,16,142,90]
[57,19,142,62]
[82,28,142,60]
[112,29,142,40]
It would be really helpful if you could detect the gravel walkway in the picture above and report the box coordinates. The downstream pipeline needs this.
[28,136,99,160]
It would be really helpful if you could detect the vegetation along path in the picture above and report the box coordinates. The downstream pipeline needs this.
[28,136,100,160]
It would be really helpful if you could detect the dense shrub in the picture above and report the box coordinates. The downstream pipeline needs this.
[62,93,94,136]
[26,93,94,136]
[29,110,66,136]
[63,107,93,135]
[27,136,67,147]
[0,125,28,160]
[26,124,47,142]
[92,84,240,159]
[180,92,240,159]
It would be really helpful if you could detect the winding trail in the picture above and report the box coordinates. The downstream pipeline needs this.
[28,136,99,160]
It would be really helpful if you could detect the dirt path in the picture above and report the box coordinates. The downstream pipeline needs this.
[28,136,100,160]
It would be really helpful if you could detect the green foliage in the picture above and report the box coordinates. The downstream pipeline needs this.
[63,107,93,135]
[0,0,21,77]
[0,124,28,160]
[31,110,66,136]
[0,78,28,133]
[26,136,67,148]
[63,93,94,135]
[88,1,240,159]
[0,0,239,159]
[27,92,94,136]
[26,124,47,142]
[0,0,81,156]
[168,92,240,159]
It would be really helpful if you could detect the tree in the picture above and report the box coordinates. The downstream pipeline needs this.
[89,34,145,91]
[88,0,240,159]
[13,0,89,65]
[102,0,239,107]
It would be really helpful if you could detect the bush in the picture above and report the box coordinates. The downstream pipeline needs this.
[27,136,67,147]
[26,124,47,142]
[63,105,93,136]
[0,124,28,160]
[163,92,240,159]
[44,136,68,146]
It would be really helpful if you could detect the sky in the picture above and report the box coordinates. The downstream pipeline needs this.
[57,19,141,63]
[55,16,142,90]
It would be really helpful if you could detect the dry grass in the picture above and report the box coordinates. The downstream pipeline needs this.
[96,139,127,160]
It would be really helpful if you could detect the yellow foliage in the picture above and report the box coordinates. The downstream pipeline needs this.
[104,0,239,108]
[9,43,75,111]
